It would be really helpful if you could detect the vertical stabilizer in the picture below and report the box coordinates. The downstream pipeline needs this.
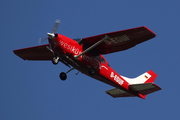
[106,70,161,99]
[121,70,157,85]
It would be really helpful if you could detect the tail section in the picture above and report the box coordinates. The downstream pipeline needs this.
[121,70,157,85]
[122,70,161,99]
[105,70,161,99]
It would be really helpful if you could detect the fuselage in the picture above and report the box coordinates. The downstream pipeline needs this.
[49,33,133,94]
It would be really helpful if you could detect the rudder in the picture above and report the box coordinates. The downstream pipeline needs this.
[121,70,157,85]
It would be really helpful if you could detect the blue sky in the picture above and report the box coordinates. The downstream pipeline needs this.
[1,0,180,119]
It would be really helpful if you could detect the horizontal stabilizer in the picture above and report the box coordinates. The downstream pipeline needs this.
[105,88,135,98]
[106,83,161,98]
[129,83,161,95]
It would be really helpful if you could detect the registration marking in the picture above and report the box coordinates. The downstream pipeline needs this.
[104,35,130,45]
[110,72,124,85]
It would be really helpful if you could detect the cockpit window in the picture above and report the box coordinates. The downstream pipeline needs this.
[73,38,83,45]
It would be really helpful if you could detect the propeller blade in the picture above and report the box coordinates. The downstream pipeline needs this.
[38,37,48,44]
[52,19,60,34]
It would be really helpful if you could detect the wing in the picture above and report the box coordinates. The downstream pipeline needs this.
[13,44,54,60]
[82,26,156,54]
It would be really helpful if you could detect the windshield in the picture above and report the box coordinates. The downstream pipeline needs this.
[73,38,83,45]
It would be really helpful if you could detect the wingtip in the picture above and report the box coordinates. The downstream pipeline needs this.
[143,26,157,36]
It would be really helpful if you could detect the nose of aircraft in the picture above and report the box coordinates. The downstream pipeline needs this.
[47,33,55,39]
[39,20,60,44]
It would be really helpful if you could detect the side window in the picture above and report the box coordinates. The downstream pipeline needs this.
[101,57,105,64]
[93,52,100,60]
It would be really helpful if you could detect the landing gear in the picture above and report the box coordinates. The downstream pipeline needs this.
[88,67,96,76]
[52,56,59,65]
[59,68,75,81]
[59,72,67,81]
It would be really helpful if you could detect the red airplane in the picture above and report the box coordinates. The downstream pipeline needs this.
[13,20,161,99]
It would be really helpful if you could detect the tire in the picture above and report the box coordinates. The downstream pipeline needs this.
[88,67,96,76]
[60,72,67,81]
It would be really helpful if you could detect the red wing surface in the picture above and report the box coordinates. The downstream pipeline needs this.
[13,44,53,60]
[82,26,156,54]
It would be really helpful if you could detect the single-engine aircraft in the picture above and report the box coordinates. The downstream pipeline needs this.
[13,20,161,99]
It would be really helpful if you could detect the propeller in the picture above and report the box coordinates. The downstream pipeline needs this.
[38,37,48,44]
[39,19,61,44]
[52,19,60,34]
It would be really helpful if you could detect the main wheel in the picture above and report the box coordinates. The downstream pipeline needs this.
[88,67,96,76]
[60,72,67,81]
[52,57,59,65]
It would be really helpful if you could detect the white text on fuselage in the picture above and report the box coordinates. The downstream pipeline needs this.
[58,40,100,68]
[82,55,100,69]
[58,40,81,55]
[110,72,124,85]
[104,35,130,45]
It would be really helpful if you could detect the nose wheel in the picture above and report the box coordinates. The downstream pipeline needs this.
[52,56,59,65]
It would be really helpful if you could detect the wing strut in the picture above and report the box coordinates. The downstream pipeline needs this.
[74,35,109,60]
